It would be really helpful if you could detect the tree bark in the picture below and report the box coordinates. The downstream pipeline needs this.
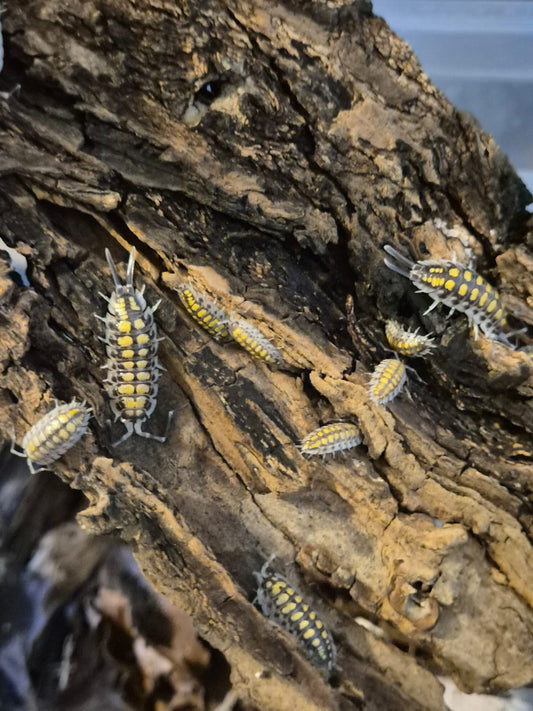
[1,1,533,709]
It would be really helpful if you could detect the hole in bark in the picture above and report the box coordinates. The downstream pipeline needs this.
[194,80,224,105]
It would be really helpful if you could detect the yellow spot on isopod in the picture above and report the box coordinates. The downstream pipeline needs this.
[118,320,131,333]
[137,334,149,345]
[118,384,135,395]
[121,372,135,382]
[463,270,472,281]
[271,582,285,596]
[291,611,304,622]
[494,309,503,321]
[302,629,315,640]
[134,319,145,330]
[136,384,150,395]
[118,336,133,347]
[66,422,76,433]
[479,292,488,307]
[449,267,459,277]
[470,288,479,301]
[458,283,468,297]
[122,350,134,359]
[281,602,297,615]
[444,279,455,291]
[487,300,497,313]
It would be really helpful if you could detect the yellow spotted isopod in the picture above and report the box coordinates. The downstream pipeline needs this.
[369,358,407,406]
[384,245,514,346]
[254,558,336,675]
[100,247,173,446]
[300,422,362,457]
[229,318,283,366]
[176,285,232,341]
[385,320,436,357]
[11,400,92,474]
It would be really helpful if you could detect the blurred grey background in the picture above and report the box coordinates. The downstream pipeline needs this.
[372,0,533,199]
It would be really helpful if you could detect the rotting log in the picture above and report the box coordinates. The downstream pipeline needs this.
[1,1,533,709]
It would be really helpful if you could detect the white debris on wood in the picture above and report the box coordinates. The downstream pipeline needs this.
[0,237,30,286]
[440,677,533,711]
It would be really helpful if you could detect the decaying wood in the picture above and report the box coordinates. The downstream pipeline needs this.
[0,1,532,709]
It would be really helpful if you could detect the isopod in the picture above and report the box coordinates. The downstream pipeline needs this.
[384,244,513,346]
[176,284,232,341]
[384,320,436,357]
[100,247,173,446]
[254,558,336,675]
[300,422,362,457]
[229,318,283,366]
[11,400,91,474]
[368,358,407,406]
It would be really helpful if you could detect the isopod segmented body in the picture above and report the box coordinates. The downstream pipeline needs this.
[384,245,512,346]
[385,320,436,357]
[300,422,362,457]
[176,285,232,341]
[101,247,173,446]
[369,358,407,406]
[229,318,283,366]
[254,559,336,675]
[11,400,92,474]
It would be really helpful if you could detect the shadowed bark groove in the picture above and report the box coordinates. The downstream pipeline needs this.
[0,1,532,709]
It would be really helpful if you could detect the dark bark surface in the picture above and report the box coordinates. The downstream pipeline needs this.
[1,1,532,709]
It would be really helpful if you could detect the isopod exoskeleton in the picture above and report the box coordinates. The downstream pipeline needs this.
[254,558,336,675]
[368,358,407,406]
[11,400,92,474]
[229,318,283,366]
[384,320,436,357]
[300,422,362,457]
[100,247,173,446]
[176,284,232,341]
[383,244,513,346]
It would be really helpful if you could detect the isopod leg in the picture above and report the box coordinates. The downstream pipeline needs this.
[108,419,135,447]
[422,300,440,315]
[9,423,24,458]
[133,409,175,443]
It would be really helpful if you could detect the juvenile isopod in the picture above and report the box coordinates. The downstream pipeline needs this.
[300,422,362,457]
[229,318,283,366]
[11,400,92,474]
[368,358,407,406]
[99,247,173,446]
[254,558,336,675]
[384,244,513,346]
[384,320,436,357]
[176,284,232,341]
